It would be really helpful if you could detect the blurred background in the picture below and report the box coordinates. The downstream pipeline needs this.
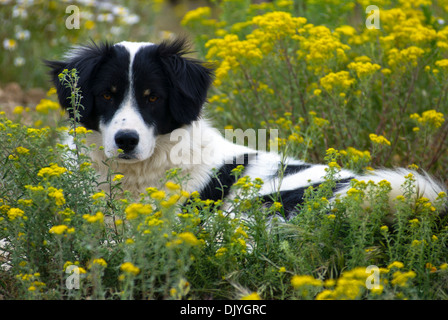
[0,0,211,104]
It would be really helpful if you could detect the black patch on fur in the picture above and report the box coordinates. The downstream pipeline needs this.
[199,153,253,201]
[134,38,214,134]
[45,42,129,131]
[262,177,353,219]
[281,163,311,176]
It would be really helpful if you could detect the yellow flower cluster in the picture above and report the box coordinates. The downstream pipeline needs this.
[120,262,140,276]
[82,211,104,224]
[387,46,425,72]
[319,71,355,93]
[37,163,67,179]
[240,292,261,300]
[291,275,323,289]
[298,25,351,74]
[251,11,307,45]
[339,147,371,165]
[206,34,262,86]
[180,6,211,26]
[177,231,201,246]
[347,61,381,78]
[69,126,92,135]
[49,224,75,235]
[90,258,108,268]
[7,207,25,221]
[14,146,30,155]
[35,99,60,115]
[369,133,391,146]
[125,203,153,220]
[48,187,66,206]
[410,109,445,130]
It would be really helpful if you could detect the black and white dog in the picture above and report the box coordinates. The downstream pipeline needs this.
[46,38,446,219]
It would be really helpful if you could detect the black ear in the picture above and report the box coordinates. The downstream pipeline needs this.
[157,38,214,125]
[44,42,112,129]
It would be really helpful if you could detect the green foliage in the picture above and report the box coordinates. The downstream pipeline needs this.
[1,0,448,300]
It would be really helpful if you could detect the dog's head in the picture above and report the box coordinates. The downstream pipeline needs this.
[45,38,213,162]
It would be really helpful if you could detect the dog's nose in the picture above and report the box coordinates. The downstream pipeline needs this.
[115,130,139,153]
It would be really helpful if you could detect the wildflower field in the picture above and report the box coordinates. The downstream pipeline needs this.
[1,0,448,300]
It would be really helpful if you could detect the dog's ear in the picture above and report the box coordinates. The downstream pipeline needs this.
[157,38,214,125]
[44,42,112,129]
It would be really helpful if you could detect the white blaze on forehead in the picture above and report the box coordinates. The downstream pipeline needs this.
[115,41,155,65]
[99,41,157,162]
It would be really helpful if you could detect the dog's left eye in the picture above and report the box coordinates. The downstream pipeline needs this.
[103,93,112,100]
[148,95,158,103]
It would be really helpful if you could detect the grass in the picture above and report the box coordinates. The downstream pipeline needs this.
[1,0,448,300]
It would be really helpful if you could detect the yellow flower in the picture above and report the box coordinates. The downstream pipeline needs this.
[91,191,106,200]
[240,292,261,300]
[408,218,419,227]
[48,187,65,206]
[49,225,69,235]
[37,163,67,179]
[84,20,95,30]
[113,174,124,182]
[7,207,25,221]
[161,194,181,208]
[387,261,404,269]
[291,275,323,289]
[410,109,445,129]
[120,262,140,276]
[46,87,57,96]
[319,71,355,93]
[35,99,60,115]
[215,247,228,257]
[328,161,341,170]
[387,46,425,71]
[3,38,17,50]
[347,61,381,78]
[150,190,166,201]
[369,133,391,146]
[391,270,416,287]
[270,201,282,212]
[181,6,211,26]
[13,106,24,115]
[90,258,107,268]
[299,25,350,74]
[82,211,104,224]
[14,146,30,155]
[165,181,181,191]
[125,203,152,220]
[178,232,201,246]
[69,126,91,135]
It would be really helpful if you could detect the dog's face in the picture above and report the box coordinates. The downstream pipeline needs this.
[46,39,213,162]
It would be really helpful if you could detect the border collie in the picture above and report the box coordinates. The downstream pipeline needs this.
[46,38,446,219]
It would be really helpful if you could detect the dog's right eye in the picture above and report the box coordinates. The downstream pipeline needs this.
[103,93,112,100]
